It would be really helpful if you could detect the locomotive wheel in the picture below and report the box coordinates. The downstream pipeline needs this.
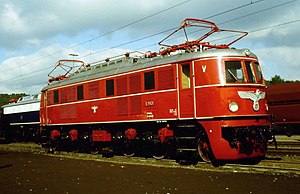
[72,143,80,153]
[197,137,214,164]
[122,140,135,157]
[47,140,60,154]
[151,140,167,160]
[47,145,60,154]
[90,142,100,155]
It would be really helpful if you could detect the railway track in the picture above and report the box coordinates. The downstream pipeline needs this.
[1,142,300,176]
[267,147,300,156]
[267,138,300,156]
[46,151,300,175]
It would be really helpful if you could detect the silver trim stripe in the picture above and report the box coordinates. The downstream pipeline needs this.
[10,122,40,126]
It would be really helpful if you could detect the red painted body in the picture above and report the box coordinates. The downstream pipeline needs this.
[125,128,137,140]
[69,129,78,141]
[40,19,271,162]
[266,82,300,135]
[92,130,111,142]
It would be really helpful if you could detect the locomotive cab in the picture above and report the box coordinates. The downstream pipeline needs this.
[192,50,272,162]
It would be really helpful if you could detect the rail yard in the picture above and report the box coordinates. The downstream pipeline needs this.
[0,135,300,174]
[0,17,299,193]
[0,136,299,194]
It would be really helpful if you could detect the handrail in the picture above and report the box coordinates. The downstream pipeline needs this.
[48,59,89,84]
[157,18,248,55]
[46,18,248,84]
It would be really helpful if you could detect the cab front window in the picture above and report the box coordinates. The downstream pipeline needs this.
[254,62,263,83]
[245,61,256,83]
[225,61,245,83]
[225,60,264,84]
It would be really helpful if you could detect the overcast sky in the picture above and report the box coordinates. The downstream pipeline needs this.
[0,0,299,94]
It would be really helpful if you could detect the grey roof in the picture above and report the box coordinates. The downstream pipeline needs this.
[1,94,41,109]
[42,48,257,91]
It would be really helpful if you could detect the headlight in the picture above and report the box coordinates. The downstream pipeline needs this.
[229,102,239,112]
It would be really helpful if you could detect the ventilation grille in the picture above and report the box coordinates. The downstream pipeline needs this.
[129,74,141,94]
[60,88,68,103]
[47,91,53,105]
[60,105,77,119]
[158,67,175,90]
[117,97,128,116]
[130,95,142,115]
[117,77,128,95]
[88,82,99,99]
[68,87,76,102]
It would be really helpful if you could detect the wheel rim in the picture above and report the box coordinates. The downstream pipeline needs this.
[151,142,167,160]
[72,146,80,153]
[71,141,79,153]
[123,140,135,157]
[197,139,212,163]
[90,143,99,155]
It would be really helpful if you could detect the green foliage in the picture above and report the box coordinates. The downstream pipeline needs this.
[0,93,27,108]
[265,75,299,86]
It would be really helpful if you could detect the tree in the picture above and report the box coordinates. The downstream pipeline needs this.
[268,75,285,85]
[265,75,299,86]
[0,93,27,108]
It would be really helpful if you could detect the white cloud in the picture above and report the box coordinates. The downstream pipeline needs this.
[0,0,174,49]
[255,46,300,81]
[0,43,130,94]
[1,0,300,94]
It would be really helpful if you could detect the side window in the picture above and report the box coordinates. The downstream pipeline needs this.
[53,90,59,104]
[245,61,256,83]
[77,85,84,100]
[144,71,155,90]
[225,61,245,83]
[181,64,190,88]
[106,79,114,96]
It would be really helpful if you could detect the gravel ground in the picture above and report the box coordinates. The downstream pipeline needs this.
[1,143,300,194]
[1,150,300,194]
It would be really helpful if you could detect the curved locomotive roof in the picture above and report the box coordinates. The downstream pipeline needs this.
[42,48,257,91]
[1,94,41,115]
[1,94,41,109]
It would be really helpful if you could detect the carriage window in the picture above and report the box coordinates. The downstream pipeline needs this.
[254,62,263,83]
[144,71,155,90]
[225,61,244,83]
[53,90,59,104]
[245,61,256,83]
[77,85,84,100]
[106,79,114,96]
[181,64,190,88]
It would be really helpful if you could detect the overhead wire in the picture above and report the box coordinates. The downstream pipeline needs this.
[80,0,296,60]
[0,0,193,87]
[2,0,266,77]
[2,0,299,91]
[0,0,192,74]
[10,17,300,92]
[0,0,278,89]
[218,0,298,26]
[78,0,270,60]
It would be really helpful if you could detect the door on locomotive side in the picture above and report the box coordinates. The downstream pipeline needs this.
[178,63,195,118]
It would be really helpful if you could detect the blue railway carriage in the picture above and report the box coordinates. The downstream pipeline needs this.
[1,94,41,142]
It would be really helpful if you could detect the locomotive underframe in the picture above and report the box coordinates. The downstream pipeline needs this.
[222,125,272,155]
[40,116,272,163]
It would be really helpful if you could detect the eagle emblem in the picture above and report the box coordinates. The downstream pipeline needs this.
[237,89,265,111]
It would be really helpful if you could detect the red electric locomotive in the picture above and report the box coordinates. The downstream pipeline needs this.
[40,18,272,165]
